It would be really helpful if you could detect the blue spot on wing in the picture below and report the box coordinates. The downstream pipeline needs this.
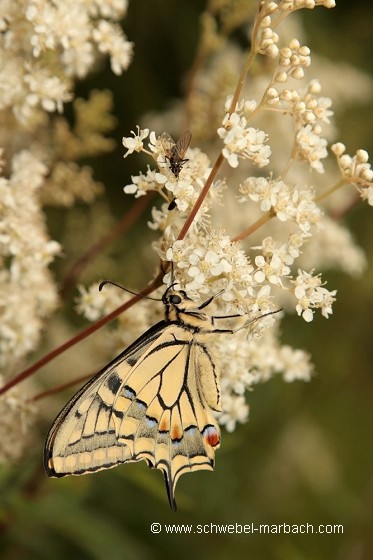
[123,385,136,399]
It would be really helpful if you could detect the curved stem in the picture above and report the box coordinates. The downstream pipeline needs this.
[0,273,163,396]
[227,1,264,113]
[184,0,216,101]
[232,211,273,243]
[28,371,94,402]
[178,3,266,239]
[177,152,224,240]
[60,193,155,298]
[316,178,346,203]
[228,50,256,114]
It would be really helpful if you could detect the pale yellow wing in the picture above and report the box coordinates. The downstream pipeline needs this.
[44,324,221,511]
[44,320,168,476]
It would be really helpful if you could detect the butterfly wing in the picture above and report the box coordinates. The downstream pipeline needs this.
[44,320,169,477]
[44,323,221,511]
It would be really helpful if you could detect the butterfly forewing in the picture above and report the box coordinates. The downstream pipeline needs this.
[44,320,169,475]
[44,290,221,511]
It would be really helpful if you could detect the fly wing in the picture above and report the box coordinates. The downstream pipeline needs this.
[174,130,192,159]
[159,132,176,157]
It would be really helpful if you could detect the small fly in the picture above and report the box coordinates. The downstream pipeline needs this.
[159,130,192,179]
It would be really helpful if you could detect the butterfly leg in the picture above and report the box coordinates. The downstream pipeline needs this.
[211,308,282,334]
[197,290,225,310]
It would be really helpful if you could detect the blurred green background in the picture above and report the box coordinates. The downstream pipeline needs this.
[1,1,372,559]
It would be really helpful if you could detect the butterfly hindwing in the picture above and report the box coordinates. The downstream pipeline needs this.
[45,320,221,511]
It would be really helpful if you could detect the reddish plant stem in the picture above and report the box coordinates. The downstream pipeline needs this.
[0,274,163,396]
[177,153,224,240]
[329,190,360,220]
[232,211,274,242]
[29,371,94,402]
[60,193,155,298]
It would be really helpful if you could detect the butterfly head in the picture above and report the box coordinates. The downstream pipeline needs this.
[162,284,197,322]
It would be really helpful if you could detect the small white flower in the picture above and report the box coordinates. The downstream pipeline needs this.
[292,270,337,321]
[122,127,149,157]
[296,124,328,173]
[218,101,271,168]
[239,176,279,211]
[165,179,195,212]
[123,167,158,197]
[92,20,133,75]
[24,66,72,113]
[240,177,321,234]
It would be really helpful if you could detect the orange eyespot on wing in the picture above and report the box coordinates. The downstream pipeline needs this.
[203,425,220,448]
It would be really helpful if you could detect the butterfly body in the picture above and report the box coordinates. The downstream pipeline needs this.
[44,285,222,511]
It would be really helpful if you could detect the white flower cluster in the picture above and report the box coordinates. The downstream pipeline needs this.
[295,124,328,173]
[332,144,373,205]
[0,374,37,465]
[92,19,133,76]
[0,150,60,372]
[252,16,334,178]
[214,329,313,431]
[266,78,333,126]
[292,269,337,321]
[76,282,124,322]
[165,231,257,303]
[88,1,369,434]
[115,0,373,430]
[264,80,332,174]
[0,0,133,383]
[296,80,333,125]
[218,97,271,168]
[218,394,249,433]
[239,176,321,233]
[0,0,132,126]
[123,129,216,220]
[255,1,335,59]
[253,236,302,287]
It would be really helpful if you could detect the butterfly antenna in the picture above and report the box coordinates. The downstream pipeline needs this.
[260,308,283,319]
[99,280,161,301]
